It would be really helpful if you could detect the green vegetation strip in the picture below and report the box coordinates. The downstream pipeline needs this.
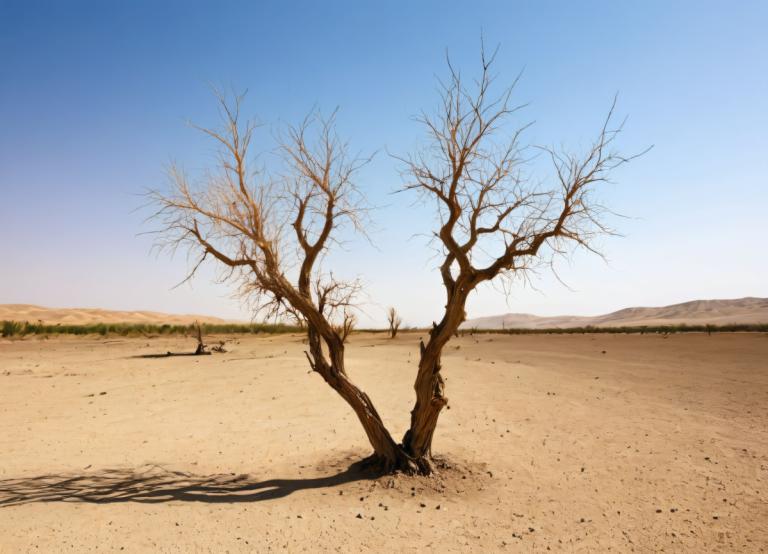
[3,321,767,337]
[1,321,300,337]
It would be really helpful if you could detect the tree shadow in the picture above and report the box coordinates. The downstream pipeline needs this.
[0,461,377,507]
[130,352,211,359]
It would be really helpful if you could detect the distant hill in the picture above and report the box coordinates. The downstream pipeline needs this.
[462,297,768,329]
[0,304,232,325]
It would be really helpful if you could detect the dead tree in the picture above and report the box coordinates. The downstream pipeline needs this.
[387,307,403,339]
[152,46,634,474]
[193,321,208,355]
[151,93,414,471]
[397,46,639,469]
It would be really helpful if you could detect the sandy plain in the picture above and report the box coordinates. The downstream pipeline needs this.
[1,332,767,552]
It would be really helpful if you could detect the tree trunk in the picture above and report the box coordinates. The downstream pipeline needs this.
[401,289,469,473]
[306,328,415,472]
[327,371,414,471]
[401,341,447,472]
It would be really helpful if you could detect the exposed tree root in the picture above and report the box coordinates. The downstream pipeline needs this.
[356,448,437,477]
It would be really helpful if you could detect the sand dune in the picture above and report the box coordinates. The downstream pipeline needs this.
[3,297,767,329]
[463,297,768,329]
[0,304,231,325]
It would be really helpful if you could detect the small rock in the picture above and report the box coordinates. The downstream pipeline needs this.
[356,513,363,519]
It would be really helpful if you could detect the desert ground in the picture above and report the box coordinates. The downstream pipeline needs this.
[1,332,767,552]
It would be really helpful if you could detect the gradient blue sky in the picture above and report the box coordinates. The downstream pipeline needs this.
[1,1,766,326]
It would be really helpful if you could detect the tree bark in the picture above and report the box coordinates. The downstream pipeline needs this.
[401,288,469,472]
[401,353,446,472]
[305,327,415,472]
[401,339,448,472]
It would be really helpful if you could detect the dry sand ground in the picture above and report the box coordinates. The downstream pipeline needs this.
[1,332,767,552]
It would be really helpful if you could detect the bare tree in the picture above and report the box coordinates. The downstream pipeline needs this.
[152,44,634,475]
[193,321,207,355]
[150,92,413,471]
[387,307,403,339]
[396,46,639,470]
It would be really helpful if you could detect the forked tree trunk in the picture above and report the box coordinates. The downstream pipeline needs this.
[311,328,453,474]
[307,289,467,474]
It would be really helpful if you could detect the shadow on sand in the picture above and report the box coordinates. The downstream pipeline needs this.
[130,352,211,359]
[0,461,377,507]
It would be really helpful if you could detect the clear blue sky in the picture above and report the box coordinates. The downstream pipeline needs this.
[1,1,766,326]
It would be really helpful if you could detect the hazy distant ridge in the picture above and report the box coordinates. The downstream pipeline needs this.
[0,304,232,325]
[3,298,766,329]
[462,297,768,329]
